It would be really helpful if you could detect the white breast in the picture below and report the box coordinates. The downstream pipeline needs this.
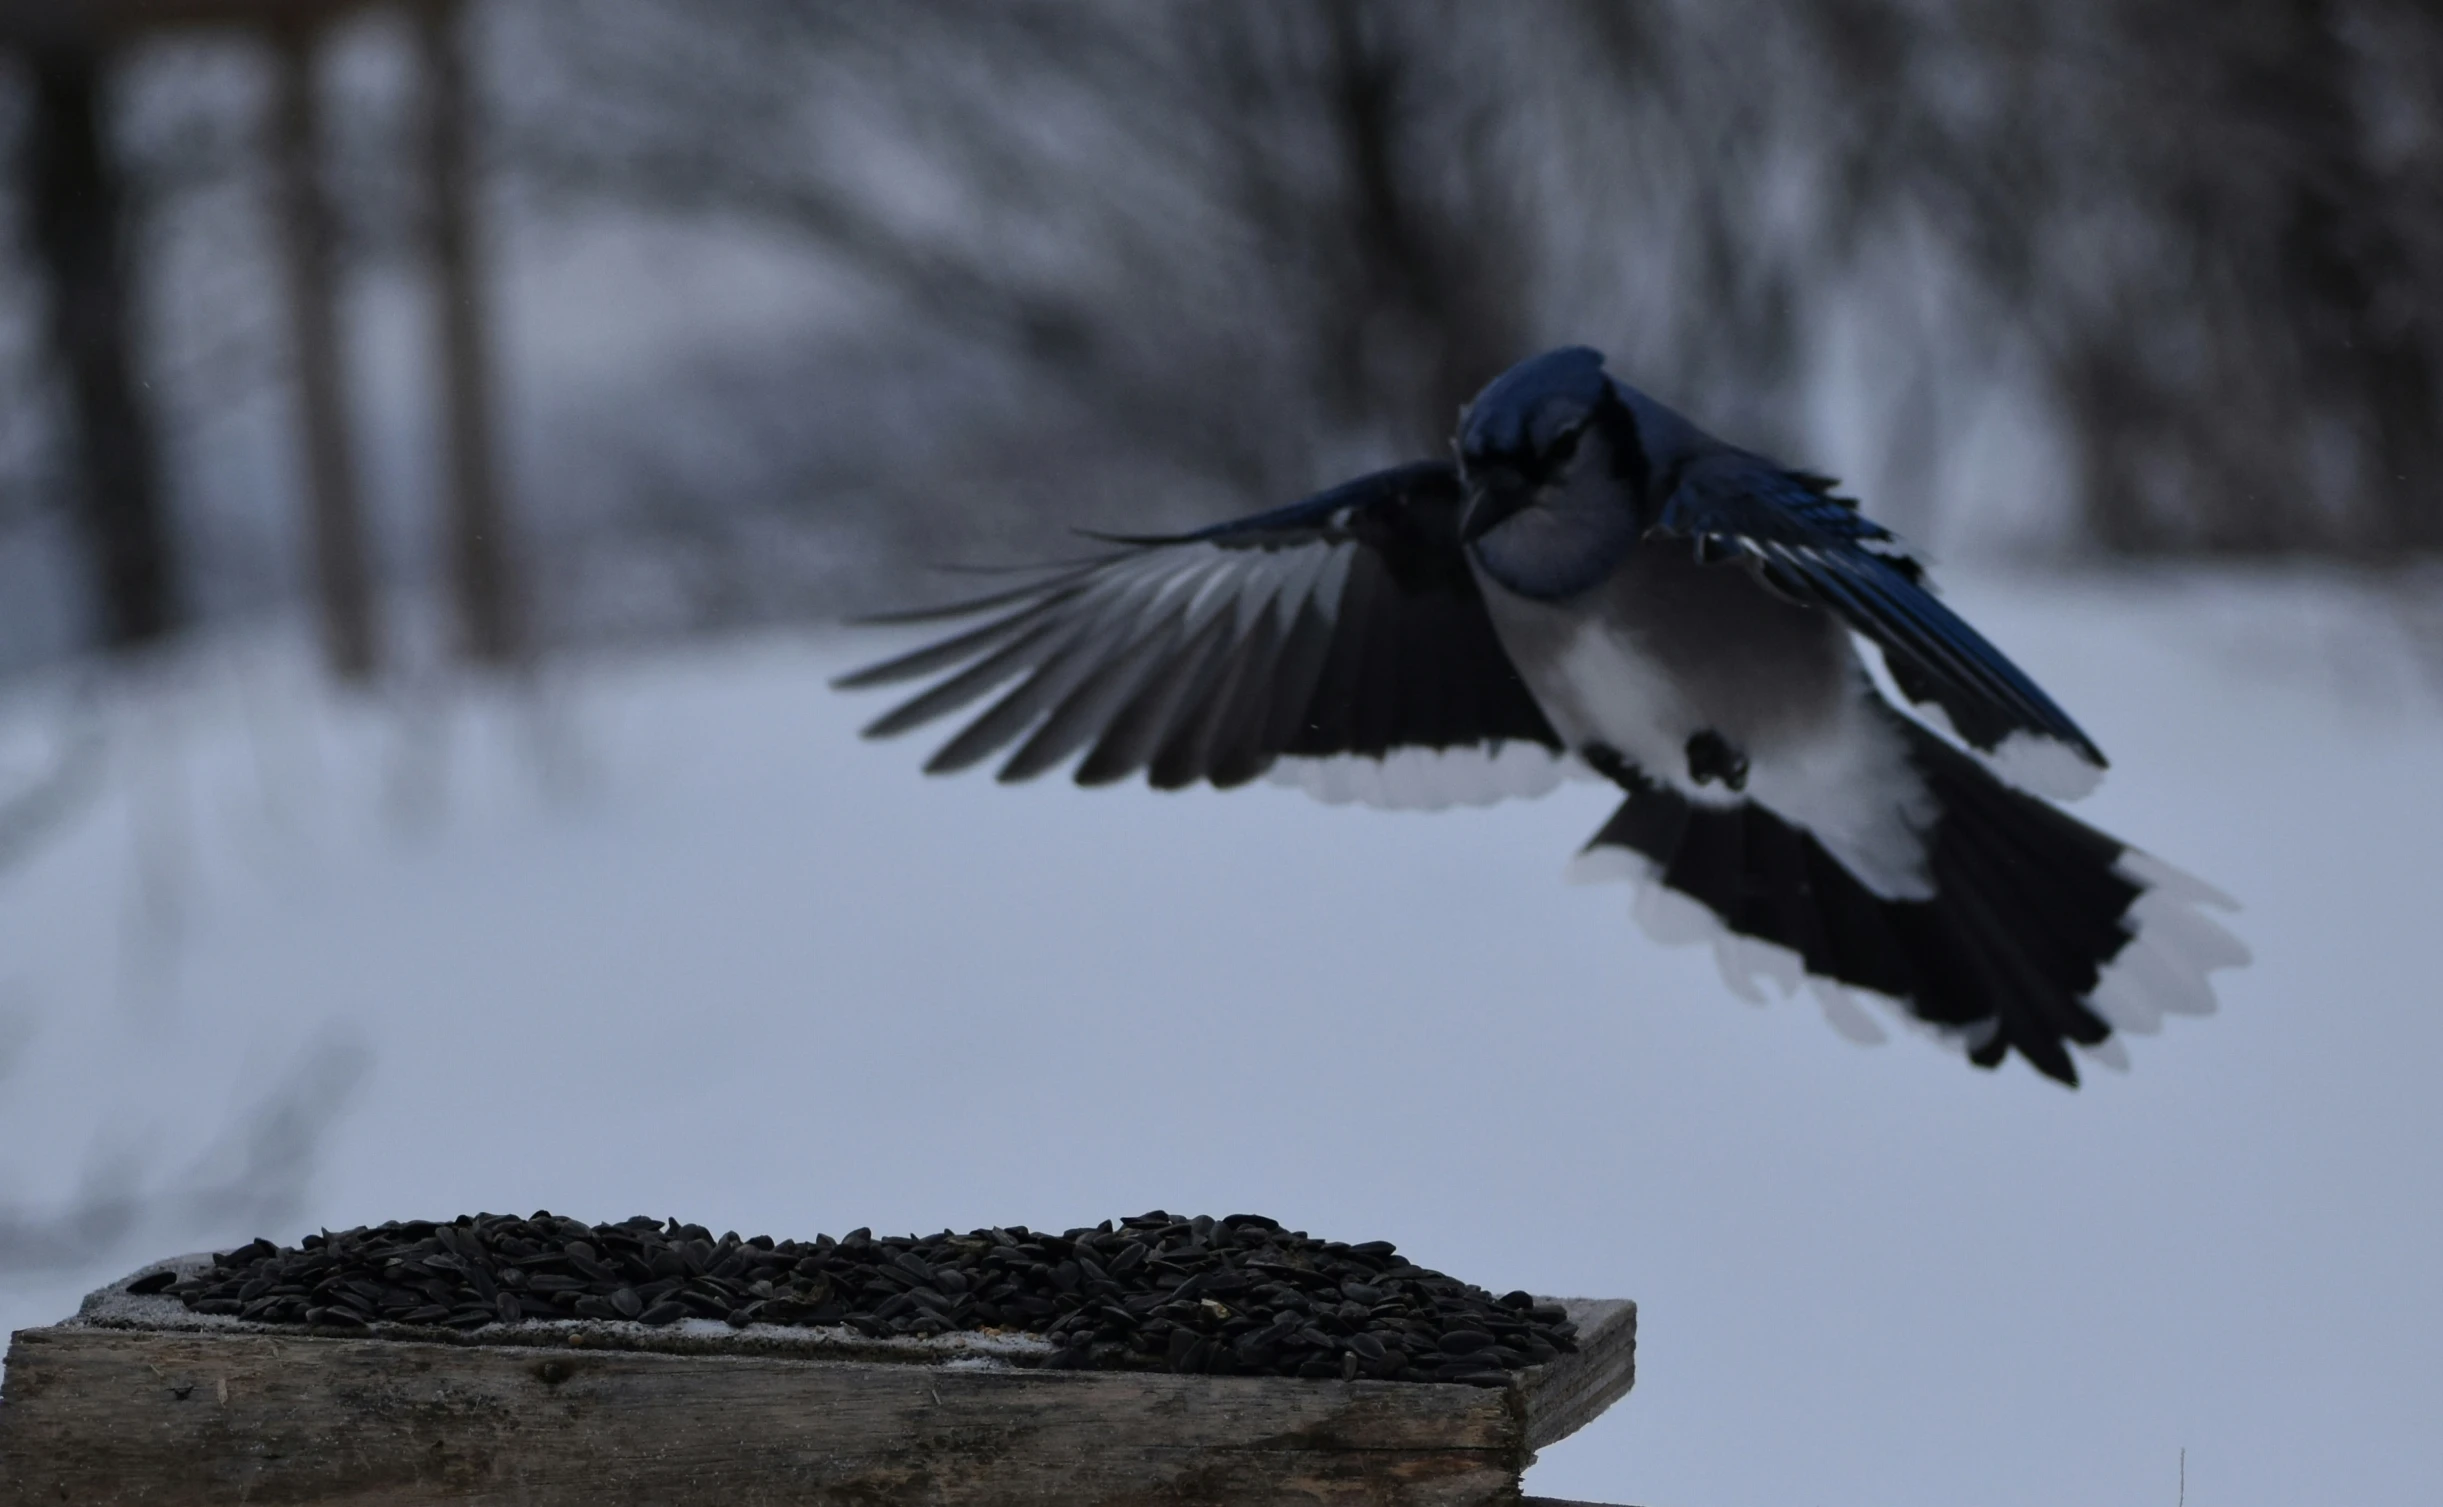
[1490,589,1940,902]
[1538,617,1700,776]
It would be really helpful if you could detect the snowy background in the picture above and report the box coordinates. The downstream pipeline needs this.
[3,566,2438,1507]
[5,6,2443,1504]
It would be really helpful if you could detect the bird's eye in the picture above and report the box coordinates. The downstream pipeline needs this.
[1534,419,1587,469]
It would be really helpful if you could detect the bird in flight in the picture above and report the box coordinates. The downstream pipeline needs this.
[837,346,2245,1085]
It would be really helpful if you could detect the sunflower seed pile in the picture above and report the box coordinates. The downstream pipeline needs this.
[151,1210,1577,1385]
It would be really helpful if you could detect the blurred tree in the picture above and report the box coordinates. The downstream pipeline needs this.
[270,13,380,679]
[11,25,179,652]
[4,0,2438,669]
[418,0,521,667]
[502,0,2438,585]
[492,0,1577,618]
[0,0,525,678]
[1769,0,2443,553]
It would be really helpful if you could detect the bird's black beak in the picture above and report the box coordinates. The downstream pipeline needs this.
[1460,473,1534,544]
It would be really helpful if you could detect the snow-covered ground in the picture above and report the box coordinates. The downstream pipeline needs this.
[1,567,2437,1507]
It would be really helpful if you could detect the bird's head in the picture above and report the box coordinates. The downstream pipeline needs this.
[1454,347,1642,598]
[1455,347,1612,540]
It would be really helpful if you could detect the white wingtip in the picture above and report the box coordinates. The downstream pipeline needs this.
[2116,848,2245,914]
[1714,933,1806,1004]
[1575,849,1893,1048]
[1572,833,2247,1075]
[1811,978,1889,1045]
[1983,729,2106,801]
[2084,852,2250,1037]
[2076,1035,2133,1073]
[1861,652,2105,802]
[1564,845,1646,886]
[1629,872,1728,947]
[1268,742,1577,811]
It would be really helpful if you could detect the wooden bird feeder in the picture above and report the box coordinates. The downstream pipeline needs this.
[1,1253,1637,1505]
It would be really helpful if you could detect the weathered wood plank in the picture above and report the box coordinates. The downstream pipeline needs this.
[1,1262,1636,1506]
[3,1327,1517,1506]
[54,1257,1633,1424]
[1514,1301,1635,1453]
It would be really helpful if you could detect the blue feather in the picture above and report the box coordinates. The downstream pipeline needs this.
[1650,455,2106,766]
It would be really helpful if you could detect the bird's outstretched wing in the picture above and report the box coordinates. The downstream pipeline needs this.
[835,461,1563,795]
[1649,457,2106,768]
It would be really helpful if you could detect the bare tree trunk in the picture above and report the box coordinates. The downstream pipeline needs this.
[419,0,523,667]
[21,36,178,653]
[2258,0,2443,553]
[270,18,380,681]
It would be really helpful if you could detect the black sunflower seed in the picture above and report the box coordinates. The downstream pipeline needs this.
[159,1210,1579,1384]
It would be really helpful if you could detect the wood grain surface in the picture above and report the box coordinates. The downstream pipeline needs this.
[1,1275,1634,1506]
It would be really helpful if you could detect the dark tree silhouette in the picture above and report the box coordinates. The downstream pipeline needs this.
[15,29,179,651]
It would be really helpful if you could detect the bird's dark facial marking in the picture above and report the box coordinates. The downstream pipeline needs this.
[1685,729,1748,792]
[1455,351,1615,544]
[1456,346,1610,480]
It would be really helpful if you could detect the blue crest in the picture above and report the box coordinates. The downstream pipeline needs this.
[1458,346,1610,467]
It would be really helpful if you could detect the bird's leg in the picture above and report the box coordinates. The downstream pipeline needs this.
[1684,729,1749,792]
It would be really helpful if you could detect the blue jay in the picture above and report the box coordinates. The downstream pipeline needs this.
[839,347,2245,1084]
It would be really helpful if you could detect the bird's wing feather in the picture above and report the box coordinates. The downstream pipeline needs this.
[836,461,1564,792]
[1649,459,2106,767]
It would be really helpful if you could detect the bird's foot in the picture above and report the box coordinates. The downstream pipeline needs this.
[1685,729,1749,792]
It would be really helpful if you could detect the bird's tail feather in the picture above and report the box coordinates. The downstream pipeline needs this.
[1568,720,2244,1084]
